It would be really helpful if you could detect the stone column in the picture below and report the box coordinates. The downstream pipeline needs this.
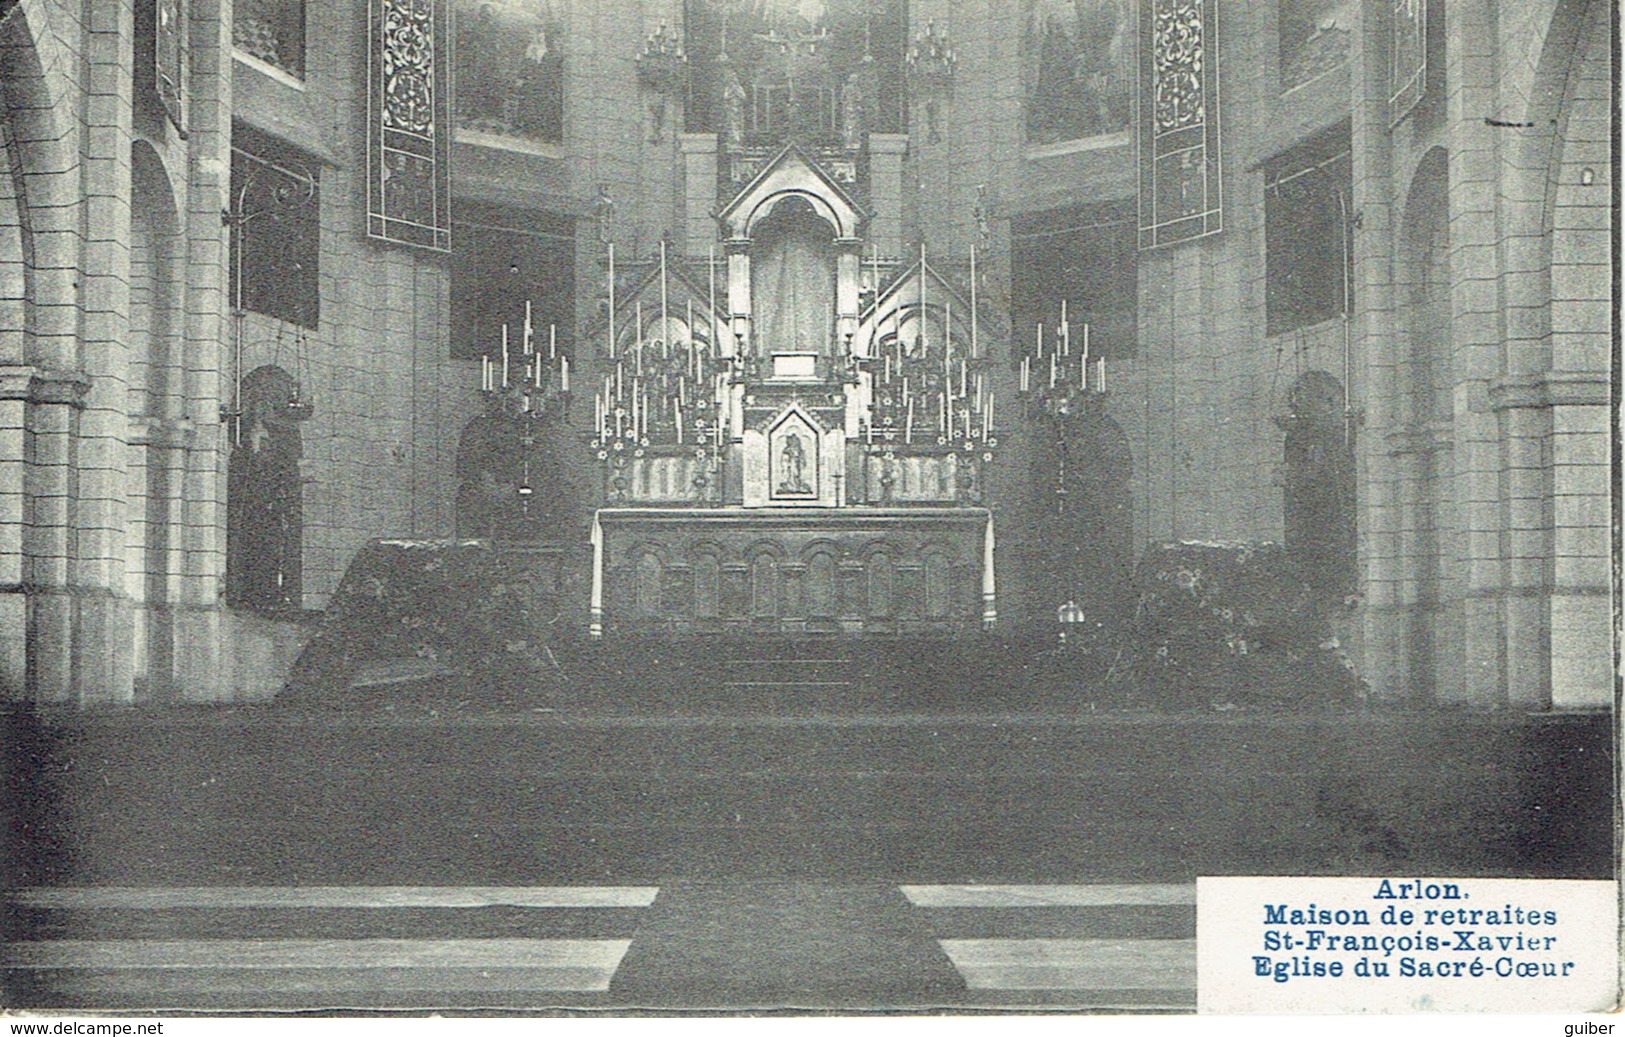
[1443,0,1509,705]
[867,134,909,258]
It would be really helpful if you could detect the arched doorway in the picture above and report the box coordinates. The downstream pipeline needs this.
[1397,147,1457,699]
[226,366,304,612]
[1026,406,1135,627]
[1280,371,1356,602]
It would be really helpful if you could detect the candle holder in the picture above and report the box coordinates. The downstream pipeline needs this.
[636,22,687,143]
[1016,305,1109,420]
[905,20,957,143]
[479,314,573,424]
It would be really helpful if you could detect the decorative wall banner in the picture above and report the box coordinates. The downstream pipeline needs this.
[1137,0,1221,250]
[1389,0,1427,122]
[367,0,452,252]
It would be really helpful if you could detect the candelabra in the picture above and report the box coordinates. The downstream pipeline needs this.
[479,300,572,420]
[1017,300,1109,419]
[636,21,687,143]
[860,246,996,462]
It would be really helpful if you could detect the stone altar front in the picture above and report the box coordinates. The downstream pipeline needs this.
[590,507,995,637]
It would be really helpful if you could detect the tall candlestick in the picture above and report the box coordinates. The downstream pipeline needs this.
[969,244,978,359]
[659,238,669,347]
[708,244,718,359]
[607,243,616,358]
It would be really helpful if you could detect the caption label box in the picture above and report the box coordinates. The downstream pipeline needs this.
[1198,877,1618,1013]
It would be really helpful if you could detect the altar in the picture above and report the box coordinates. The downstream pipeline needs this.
[476,142,1016,641]
[589,507,996,637]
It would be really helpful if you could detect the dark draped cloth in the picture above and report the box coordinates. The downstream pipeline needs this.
[751,208,834,356]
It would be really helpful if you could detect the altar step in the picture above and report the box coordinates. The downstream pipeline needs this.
[715,648,857,700]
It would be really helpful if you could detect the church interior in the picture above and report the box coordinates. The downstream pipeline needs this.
[0,0,1615,1012]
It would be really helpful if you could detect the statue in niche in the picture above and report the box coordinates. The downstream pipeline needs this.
[720,61,748,146]
[777,431,811,495]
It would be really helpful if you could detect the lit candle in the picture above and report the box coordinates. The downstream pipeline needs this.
[607,243,617,359]
[1049,353,1057,389]
[1036,323,1044,358]
[1097,357,1105,394]
[945,298,953,361]
[561,355,569,392]
[905,397,914,444]
[1060,299,1069,357]
[1020,356,1029,393]
[549,323,556,360]
[535,356,543,388]
[482,354,492,392]
[986,392,994,432]
[501,325,510,387]
[675,399,683,443]
[1081,321,1090,366]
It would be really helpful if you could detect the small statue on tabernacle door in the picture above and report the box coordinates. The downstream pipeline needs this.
[777,431,811,495]
[720,63,747,147]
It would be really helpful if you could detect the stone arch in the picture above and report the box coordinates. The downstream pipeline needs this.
[124,142,187,697]
[226,366,305,613]
[745,190,847,241]
[0,5,76,368]
[801,541,839,619]
[1394,146,1459,700]
[748,545,781,619]
[129,142,184,417]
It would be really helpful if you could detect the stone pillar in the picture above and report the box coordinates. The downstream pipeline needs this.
[0,382,27,696]
[1443,0,1509,705]
[173,0,234,701]
[1349,0,1403,699]
[867,134,908,257]
[72,0,139,704]
[678,133,717,257]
